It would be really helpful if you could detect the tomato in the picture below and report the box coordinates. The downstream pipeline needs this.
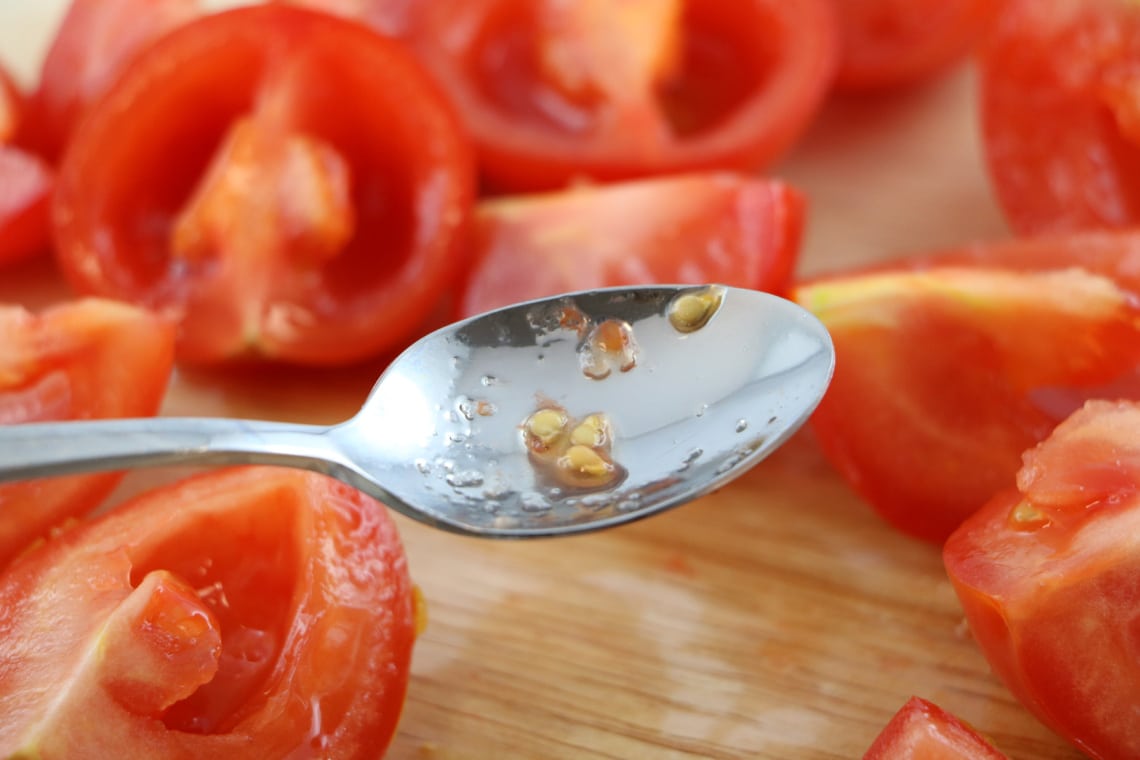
[0,466,416,758]
[863,696,1008,759]
[334,0,839,191]
[18,0,202,163]
[0,63,53,268]
[945,400,1140,760]
[830,0,999,92]
[792,233,1140,543]
[456,172,804,317]
[980,0,1140,235]
[0,298,174,567]
[53,4,476,366]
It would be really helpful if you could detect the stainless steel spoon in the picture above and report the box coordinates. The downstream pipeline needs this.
[0,284,833,538]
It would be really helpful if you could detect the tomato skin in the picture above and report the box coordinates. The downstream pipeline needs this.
[945,400,1140,760]
[980,0,1140,235]
[0,298,174,567]
[18,0,202,163]
[457,173,804,317]
[830,0,1000,92]
[344,0,838,191]
[793,233,1140,543]
[0,467,416,759]
[53,4,476,366]
[863,696,1008,759]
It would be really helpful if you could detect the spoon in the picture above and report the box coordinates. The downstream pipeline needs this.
[0,284,833,538]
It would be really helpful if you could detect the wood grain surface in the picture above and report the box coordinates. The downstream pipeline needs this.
[0,6,1088,759]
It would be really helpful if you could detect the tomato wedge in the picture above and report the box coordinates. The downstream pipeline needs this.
[0,63,53,268]
[864,697,1008,759]
[980,0,1140,234]
[0,466,416,757]
[0,298,174,567]
[53,4,476,365]
[945,400,1140,760]
[456,173,804,317]
[338,0,838,191]
[18,0,203,163]
[792,233,1140,543]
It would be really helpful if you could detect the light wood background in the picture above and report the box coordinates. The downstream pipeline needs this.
[0,5,1086,759]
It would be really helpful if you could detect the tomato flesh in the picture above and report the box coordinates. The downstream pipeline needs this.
[457,172,804,317]
[0,299,174,567]
[945,400,1140,759]
[794,240,1140,543]
[863,696,1008,759]
[52,5,476,365]
[980,0,1140,234]
[0,467,416,758]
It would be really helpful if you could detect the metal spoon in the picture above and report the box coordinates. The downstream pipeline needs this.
[0,284,833,538]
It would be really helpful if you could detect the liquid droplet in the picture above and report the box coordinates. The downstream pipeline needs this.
[520,493,552,513]
[446,470,484,488]
[414,459,430,475]
[735,419,748,433]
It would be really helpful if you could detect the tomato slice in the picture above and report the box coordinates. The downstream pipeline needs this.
[793,234,1140,543]
[0,64,54,268]
[980,0,1140,235]
[0,466,416,756]
[53,4,476,366]
[829,0,999,92]
[18,0,202,162]
[335,0,838,191]
[456,172,804,317]
[945,400,1140,760]
[0,298,174,566]
[864,697,1008,759]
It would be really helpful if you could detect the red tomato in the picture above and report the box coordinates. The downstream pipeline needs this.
[336,0,839,191]
[793,233,1140,543]
[0,298,174,567]
[980,0,1140,234]
[945,400,1140,759]
[52,4,476,366]
[0,65,53,268]
[0,466,417,758]
[830,0,999,92]
[863,696,1008,759]
[18,0,202,162]
[457,173,804,317]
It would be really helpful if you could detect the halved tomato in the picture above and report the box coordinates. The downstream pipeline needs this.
[945,400,1140,759]
[18,0,203,162]
[0,466,417,757]
[864,696,1008,759]
[52,4,476,365]
[0,298,174,566]
[980,0,1140,234]
[457,172,804,316]
[328,0,839,191]
[793,233,1140,542]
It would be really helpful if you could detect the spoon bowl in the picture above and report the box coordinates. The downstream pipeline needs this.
[0,285,834,538]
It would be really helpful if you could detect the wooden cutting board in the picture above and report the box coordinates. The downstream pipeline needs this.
[0,7,1087,758]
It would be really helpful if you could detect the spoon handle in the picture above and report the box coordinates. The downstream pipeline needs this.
[0,417,341,483]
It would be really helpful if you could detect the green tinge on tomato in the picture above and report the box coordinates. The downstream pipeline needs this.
[793,256,1140,544]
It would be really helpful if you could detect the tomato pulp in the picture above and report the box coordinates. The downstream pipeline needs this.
[863,696,1008,759]
[945,400,1140,759]
[53,4,476,365]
